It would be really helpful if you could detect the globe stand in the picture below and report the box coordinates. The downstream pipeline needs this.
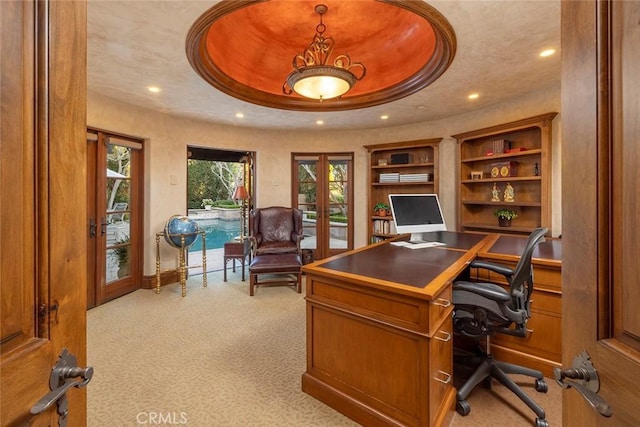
[155,230,207,297]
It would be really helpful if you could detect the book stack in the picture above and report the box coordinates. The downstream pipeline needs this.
[399,173,431,182]
[372,219,392,234]
[379,173,400,183]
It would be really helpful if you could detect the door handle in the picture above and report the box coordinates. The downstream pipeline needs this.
[554,350,612,417]
[31,348,93,426]
[100,217,108,236]
[89,217,97,238]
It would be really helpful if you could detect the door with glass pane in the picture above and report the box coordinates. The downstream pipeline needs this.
[87,129,143,307]
[292,153,353,260]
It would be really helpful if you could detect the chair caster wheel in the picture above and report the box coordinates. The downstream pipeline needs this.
[535,417,549,427]
[535,379,548,393]
[456,399,471,416]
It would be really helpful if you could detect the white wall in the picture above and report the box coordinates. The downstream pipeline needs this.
[88,84,560,275]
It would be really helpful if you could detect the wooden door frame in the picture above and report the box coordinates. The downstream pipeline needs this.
[87,127,144,307]
[291,153,354,260]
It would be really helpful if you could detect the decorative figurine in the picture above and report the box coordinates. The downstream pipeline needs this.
[534,162,540,176]
[491,183,501,202]
[504,183,515,202]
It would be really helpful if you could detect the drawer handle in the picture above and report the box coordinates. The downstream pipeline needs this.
[434,370,451,384]
[434,331,451,342]
[432,298,451,308]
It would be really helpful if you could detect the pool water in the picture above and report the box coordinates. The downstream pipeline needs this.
[189,219,241,251]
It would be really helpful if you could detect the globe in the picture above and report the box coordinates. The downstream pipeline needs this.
[164,215,200,248]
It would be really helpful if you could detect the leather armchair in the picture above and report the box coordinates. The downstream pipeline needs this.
[249,207,303,256]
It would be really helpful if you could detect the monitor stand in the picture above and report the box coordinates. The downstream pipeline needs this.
[409,233,427,244]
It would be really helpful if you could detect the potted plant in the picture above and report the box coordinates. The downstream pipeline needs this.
[494,208,517,227]
[374,202,390,217]
[113,236,130,278]
[201,198,214,210]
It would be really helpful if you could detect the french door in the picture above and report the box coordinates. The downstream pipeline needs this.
[292,153,353,260]
[87,128,143,307]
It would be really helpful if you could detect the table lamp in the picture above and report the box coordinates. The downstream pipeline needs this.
[232,184,249,240]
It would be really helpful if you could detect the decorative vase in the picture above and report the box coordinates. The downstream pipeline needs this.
[498,217,512,227]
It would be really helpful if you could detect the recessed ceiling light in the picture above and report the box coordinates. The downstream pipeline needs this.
[235,113,244,118]
[380,115,389,120]
[147,86,161,93]
[316,120,324,125]
[539,49,555,57]
[416,105,426,110]
[468,93,479,100]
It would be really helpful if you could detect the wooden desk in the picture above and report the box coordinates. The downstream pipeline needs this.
[302,231,490,427]
[472,234,562,377]
[223,239,250,282]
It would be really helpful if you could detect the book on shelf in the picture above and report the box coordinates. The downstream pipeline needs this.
[372,219,396,235]
[379,172,400,183]
[492,139,511,154]
[399,173,431,182]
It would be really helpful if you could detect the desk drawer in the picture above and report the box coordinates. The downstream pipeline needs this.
[309,278,424,332]
[429,320,453,425]
[308,277,453,336]
[429,285,452,334]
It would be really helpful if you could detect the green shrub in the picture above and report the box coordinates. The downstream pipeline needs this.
[213,199,240,208]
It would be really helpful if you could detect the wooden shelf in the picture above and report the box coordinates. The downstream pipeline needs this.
[461,222,536,233]
[454,113,557,235]
[372,162,434,169]
[461,148,543,163]
[364,138,442,243]
[461,176,542,184]
[462,200,542,207]
[372,181,434,187]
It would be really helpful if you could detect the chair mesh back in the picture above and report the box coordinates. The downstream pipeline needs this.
[509,227,548,312]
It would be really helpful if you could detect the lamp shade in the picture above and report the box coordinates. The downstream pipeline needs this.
[287,66,356,100]
[232,185,249,201]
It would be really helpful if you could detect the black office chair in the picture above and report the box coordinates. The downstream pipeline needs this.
[452,227,549,427]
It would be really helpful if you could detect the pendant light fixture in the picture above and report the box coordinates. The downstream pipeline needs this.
[282,4,366,102]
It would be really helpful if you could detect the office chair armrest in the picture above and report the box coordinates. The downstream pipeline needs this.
[469,259,514,279]
[453,281,511,302]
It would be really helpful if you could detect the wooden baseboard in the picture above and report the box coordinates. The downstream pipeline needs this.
[301,373,405,426]
[141,270,180,289]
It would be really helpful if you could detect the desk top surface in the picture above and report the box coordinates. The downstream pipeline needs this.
[482,234,562,263]
[314,231,487,289]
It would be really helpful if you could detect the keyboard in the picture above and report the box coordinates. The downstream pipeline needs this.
[390,241,446,249]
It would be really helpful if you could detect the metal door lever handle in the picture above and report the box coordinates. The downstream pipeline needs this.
[31,368,93,415]
[554,350,612,417]
[30,348,93,421]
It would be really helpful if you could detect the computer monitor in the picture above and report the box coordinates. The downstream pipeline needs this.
[388,193,447,242]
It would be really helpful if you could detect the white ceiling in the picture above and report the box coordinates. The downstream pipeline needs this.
[87,0,561,131]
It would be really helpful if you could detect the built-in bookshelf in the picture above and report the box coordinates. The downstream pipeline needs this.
[453,113,557,235]
[364,138,441,243]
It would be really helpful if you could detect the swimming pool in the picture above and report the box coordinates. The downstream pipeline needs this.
[188,218,241,252]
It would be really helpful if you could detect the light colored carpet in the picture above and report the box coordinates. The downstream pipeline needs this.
[87,270,561,426]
